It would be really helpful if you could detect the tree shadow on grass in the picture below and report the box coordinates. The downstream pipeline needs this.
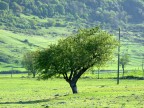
[0,98,51,104]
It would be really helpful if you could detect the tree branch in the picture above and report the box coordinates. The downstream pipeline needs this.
[63,73,66,79]
[63,73,69,82]
[69,69,74,80]
[72,67,89,83]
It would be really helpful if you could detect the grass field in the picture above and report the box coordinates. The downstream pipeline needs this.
[0,29,64,71]
[0,73,144,108]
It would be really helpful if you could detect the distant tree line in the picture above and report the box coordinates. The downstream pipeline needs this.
[0,0,143,28]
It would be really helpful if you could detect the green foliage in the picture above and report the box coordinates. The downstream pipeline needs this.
[35,27,118,93]
[122,0,144,23]
[11,2,22,12]
[120,53,130,77]
[0,1,9,10]
[1,0,143,28]
[22,51,37,78]
[120,53,130,67]
[36,27,117,78]
[0,0,144,34]
[55,4,65,14]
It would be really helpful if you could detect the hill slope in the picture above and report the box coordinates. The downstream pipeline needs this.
[0,29,64,71]
[0,0,144,33]
[0,0,143,71]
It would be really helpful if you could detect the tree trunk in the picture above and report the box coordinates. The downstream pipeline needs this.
[69,81,78,94]
[98,68,100,79]
[66,67,89,94]
[33,73,35,78]
[32,71,36,78]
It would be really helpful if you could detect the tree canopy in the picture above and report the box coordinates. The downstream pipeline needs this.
[0,1,9,10]
[22,51,37,78]
[120,53,130,77]
[35,27,118,93]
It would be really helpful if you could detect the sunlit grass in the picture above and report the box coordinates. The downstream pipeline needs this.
[0,75,144,108]
[0,29,63,71]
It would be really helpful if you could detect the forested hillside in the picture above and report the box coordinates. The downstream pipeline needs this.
[0,0,144,71]
[0,0,144,33]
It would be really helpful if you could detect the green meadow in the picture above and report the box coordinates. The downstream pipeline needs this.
[0,72,144,108]
[0,29,143,72]
[0,1,143,107]
[0,29,66,71]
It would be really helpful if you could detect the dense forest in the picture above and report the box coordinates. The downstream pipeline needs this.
[0,0,144,34]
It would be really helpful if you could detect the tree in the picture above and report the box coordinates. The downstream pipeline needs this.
[55,4,65,15]
[22,51,37,78]
[120,53,129,77]
[35,27,118,94]
[47,5,54,17]
[0,1,9,10]
[11,2,22,13]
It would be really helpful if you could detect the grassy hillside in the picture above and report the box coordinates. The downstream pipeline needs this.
[0,0,143,72]
[0,27,143,72]
[0,29,69,71]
